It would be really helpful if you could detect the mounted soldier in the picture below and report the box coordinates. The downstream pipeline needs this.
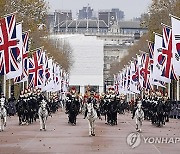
[65,87,80,125]
[84,90,102,120]
[7,93,16,116]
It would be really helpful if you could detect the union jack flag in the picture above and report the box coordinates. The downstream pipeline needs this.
[161,25,177,80]
[28,48,44,88]
[140,54,150,89]
[44,54,49,86]
[14,31,29,83]
[148,41,154,69]
[0,14,19,76]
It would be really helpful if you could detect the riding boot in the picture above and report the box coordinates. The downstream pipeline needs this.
[84,110,87,119]
[136,124,138,130]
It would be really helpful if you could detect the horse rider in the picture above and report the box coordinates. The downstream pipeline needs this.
[132,96,141,119]
[7,93,16,116]
[65,87,80,125]
[84,90,102,120]
[0,93,8,110]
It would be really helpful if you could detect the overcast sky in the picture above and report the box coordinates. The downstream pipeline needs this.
[45,0,152,20]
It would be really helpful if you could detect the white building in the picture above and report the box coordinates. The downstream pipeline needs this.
[51,34,104,94]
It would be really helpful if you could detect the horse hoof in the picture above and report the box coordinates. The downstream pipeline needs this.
[92,134,95,136]
[89,135,92,137]
[40,129,42,131]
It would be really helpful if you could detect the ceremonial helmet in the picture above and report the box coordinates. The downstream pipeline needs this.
[90,90,94,96]
[71,86,76,94]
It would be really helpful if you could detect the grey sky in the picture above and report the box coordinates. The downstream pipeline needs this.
[45,0,152,20]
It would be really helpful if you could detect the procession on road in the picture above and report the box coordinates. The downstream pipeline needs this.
[0,0,180,154]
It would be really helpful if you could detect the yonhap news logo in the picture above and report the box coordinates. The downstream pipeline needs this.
[126,132,141,148]
[127,132,180,149]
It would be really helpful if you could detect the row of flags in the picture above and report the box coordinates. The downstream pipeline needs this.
[114,14,180,95]
[0,13,69,93]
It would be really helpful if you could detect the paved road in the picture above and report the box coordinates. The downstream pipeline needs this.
[0,110,179,154]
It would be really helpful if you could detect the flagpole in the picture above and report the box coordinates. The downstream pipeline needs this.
[168,83,171,99]
[22,81,25,91]
[177,77,179,101]
[8,79,11,98]
[3,75,6,97]
[26,80,28,89]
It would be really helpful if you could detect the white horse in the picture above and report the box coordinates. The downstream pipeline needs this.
[38,100,48,131]
[135,104,144,132]
[0,98,7,132]
[86,103,97,136]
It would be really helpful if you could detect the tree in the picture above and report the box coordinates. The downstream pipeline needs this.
[0,0,72,71]
[145,0,180,41]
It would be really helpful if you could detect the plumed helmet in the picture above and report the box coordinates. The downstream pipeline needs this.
[71,86,76,91]
[90,91,94,96]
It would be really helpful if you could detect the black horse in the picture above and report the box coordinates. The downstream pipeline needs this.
[66,94,80,125]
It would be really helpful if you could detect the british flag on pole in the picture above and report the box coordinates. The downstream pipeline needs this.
[14,31,29,83]
[161,24,177,80]
[153,33,171,83]
[0,14,22,77]
[139,53,151,90]
[28,47,44,88]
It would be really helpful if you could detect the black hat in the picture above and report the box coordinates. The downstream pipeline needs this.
[90,91,94,95]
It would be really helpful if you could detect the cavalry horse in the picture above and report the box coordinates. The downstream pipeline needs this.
[0,98,7,132]
[38,100,48,131]
[135,104,144,132]
[86,102,97,136]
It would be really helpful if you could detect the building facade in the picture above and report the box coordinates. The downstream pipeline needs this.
[53,19,109,34]
[111,8,124,21]
[78,6,94,19]
[50,34,104,94]
[98,10,117,27]
[48,10,148,93]
[54,10,72,28]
